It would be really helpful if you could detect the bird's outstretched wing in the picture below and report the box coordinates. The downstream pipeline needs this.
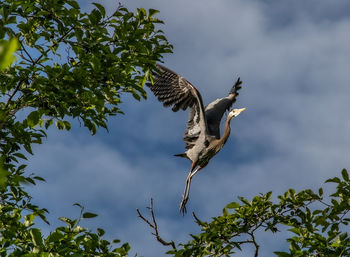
[146,64,208,150]
[205,78,242,139]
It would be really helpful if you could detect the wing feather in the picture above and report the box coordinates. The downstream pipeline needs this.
[205,78,242,139]
[147,64,208,150]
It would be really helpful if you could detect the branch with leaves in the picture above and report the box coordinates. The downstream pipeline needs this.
[140,169,350,256]
[0,0,172,255]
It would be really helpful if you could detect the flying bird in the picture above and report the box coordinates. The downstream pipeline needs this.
[146,64,245,215]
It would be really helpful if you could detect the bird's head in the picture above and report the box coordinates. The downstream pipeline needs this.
[228,108,246,120]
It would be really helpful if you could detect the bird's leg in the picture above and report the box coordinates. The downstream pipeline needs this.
[179,166,201,215]
[180,163,197,210]
[179,172,192,215]
[189,166,201,178]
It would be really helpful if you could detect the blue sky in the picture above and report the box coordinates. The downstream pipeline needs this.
[26,0,350,256]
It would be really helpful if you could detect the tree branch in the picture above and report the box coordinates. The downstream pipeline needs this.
[4,80,24,109]
[137,198,177,251]
[18,40,35,64]
[248,231,259,257]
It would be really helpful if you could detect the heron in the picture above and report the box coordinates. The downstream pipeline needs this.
[146,64,245,215]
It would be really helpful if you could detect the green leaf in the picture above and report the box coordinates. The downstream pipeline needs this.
[26,177,36,185]
[93,2,106,17]
[341,169,349,181]
[59,217,73,226]
[325,177,341,184]
[318,187,323,197]
[33,176,46,182]
[0,159,10,186]
[13,152,28,160]
[0,37,19,70]
[27,111,40,128]
[7,15,17,24]
[226,202,240,209]
[67,0,80,9]
[331,236,341,247]
[137,8,147,18]
[274,252,292,257]
[56,121,64,130]
[47,231,63,243]
[24,143,34,155]
[30,228,43,247]
[73,203,83,209]
[288,227,301,235]
[24,214,35,227]
[97,228,105,236]
[45,119,53,129]
[82,212,98,218]
[266,191,272,199]
[148,9,160,17]
[63,121,71,130]
[70,253,83,257]
[132,91,141,101]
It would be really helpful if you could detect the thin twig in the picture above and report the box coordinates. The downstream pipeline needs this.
[248,231,259,257]
[235,239,254,245]
[4,80,23,109]
[319,199,332,207]
[18,40,35,64]
[33,26,75,66]
[137,198,177,250]
[192,212,201,224]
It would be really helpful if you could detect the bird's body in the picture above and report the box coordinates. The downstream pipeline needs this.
[146,64,245,215]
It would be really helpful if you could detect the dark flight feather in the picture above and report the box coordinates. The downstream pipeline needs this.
[146,64,209,150]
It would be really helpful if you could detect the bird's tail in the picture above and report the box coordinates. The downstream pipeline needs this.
[174,153,188,158]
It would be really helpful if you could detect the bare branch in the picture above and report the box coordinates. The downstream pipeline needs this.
[137,198,177,251]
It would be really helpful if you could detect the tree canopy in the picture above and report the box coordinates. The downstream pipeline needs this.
[0,0,171,255]
[137,169,350,256]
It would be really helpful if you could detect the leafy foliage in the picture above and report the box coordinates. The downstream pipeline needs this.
[162,169,350,256]
[0,0,172,255]
[0,202,130,256]
[0,0,172,159]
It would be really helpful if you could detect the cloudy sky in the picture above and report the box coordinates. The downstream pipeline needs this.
[27,0,350,256]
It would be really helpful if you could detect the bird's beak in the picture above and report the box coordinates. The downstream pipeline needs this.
[236,107,246,114]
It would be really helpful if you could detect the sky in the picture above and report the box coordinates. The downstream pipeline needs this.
[26,0,350,256]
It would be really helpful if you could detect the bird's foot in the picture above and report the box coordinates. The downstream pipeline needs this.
[179,195,188,216]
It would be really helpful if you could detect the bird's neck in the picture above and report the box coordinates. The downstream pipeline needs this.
[219,116,232,146]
